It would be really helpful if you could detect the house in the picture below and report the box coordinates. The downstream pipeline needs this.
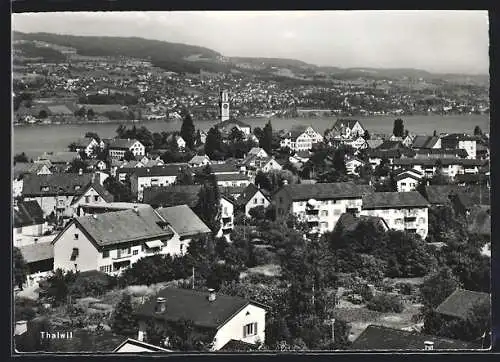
[436,289,490,323]
[218,196,235,239]
[76,202,150,216]
[440,134,477,159]
[392,158,484,180]
[247,147,268,158]
[70,181,115,216]
[130,166,187,201]
[135,288,267,351]
[13,200,48,248]
[215,173,251,188]
[334,212,389,234]
[219,186,248,200]
[413,148,468,159]
[345,157,366,176]
[237,184,271,217]
[208,162,242,176]
[326,119,366,140]
[166,134,186,151]
[360,191,429,239]
[21,173,94,219]
[242,156,282,179]
[280,126,323,152]
[113,338,172,353]
[13,163,52,198]
[104,138,145,160]
[37,152,80,169]
[274,182,373,235]
[51,205,207,275]
[348,136,368,150]
[19,242,54,288]
[72,137,101,157]
[86,159,107,171]
[188,155,211,168]
[219,119,252,136]
[411,135,441,150]
[351,324,481,350]
[367,149,404,168]
[394,169,423,192]
[402,134,415,148]
[155,205,212,255]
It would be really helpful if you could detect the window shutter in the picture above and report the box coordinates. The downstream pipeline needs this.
[243,325,247,338]
[253,322,257,335]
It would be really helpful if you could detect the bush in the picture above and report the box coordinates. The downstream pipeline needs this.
[68,271,116,298]
[366,293,404,313]
[253,247,277,266]
[395,282,414,296]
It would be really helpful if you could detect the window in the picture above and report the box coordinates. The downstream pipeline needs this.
[321,222,329,229]
[100,265,112,273]
[261,198,265,204]
[74,233,79,240]
[224,207,228,214]
[401,182,406,186]
[300,202,305,206]
[254,198,258,204]
[85,196,90,203]
[334,209,342,215]
[94,195,99,202]
[17,227,22,234]
[321,210,328,217]
[243,322,257,337]
[133,249,138,255]
[70,248,79,261]
[180,244,184,253]
[103,250,109,258]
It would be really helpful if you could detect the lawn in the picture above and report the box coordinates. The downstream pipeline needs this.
[240,264,282,279]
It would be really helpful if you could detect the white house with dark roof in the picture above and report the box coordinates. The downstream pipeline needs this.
[238,184,271,217]
[273,182,374,235]
[72,137,101,157]
[52,205,210,275]
[135,287,267,351]
[394,169,423,192]
[215,173,251,188]
[345,157,366,176]
[130,165,187,201]
[13,200,49,247]
[327,119,366,140]
[114,338,173,353]
[218,196,235,239]
[105,138,145,160]
[188,155,211,168]
[247,147,268,158]
[440,133,477,159]
[19,242,54,288]
[71,181,115,216]
[360,191,429,239]
[21,173,94,219]
[280,126,323,152]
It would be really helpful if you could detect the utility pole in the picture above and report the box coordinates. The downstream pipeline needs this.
[331,318,336,342]
[192,266,195,289]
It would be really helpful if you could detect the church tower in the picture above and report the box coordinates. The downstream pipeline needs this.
[219,89,230,122]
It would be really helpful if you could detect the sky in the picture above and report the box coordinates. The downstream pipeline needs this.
[12,11,489,75]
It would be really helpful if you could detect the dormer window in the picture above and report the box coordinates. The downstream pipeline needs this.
[41,186,49,192]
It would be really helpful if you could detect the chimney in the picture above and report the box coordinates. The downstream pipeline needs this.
[424,341,434,350]
[78,168,83,175]
[208,288,216,302]
[155,297,167,313]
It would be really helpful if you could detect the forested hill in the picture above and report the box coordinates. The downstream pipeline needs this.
[13,31,221,62]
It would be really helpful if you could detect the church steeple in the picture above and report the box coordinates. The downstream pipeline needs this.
[220,89,230,122]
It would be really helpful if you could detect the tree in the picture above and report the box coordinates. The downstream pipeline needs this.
[123,150,135,161]
[176,167,194,185]
[255,171,272,191]
[204,126,223,160]
[110,293,138,337]
[14,152,29,164]
[362,130,371,140]
[194,178,221,235]
[38,110,48,119]
[87,108,95,120]
[13,247,28,290]
[68,158,88,174]
[195,130,203,146]
[103,176,133,202]
[75,106,87,118]
[180,112,196,149]
[260,121,273,154]
[474,125,483,136]
[392,118,404,137]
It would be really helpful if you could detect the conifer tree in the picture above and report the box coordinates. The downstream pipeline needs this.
[111,293,137,337]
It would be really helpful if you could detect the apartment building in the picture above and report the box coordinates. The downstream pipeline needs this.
[104,138,145,160]
[360,191,429,240]
[280,126,324,152]
[440,134,477,159]
[130,165,186,201]
[274,182,373,235]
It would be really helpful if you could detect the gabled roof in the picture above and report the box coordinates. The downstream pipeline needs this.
[335,213,389,233]
[248,147,268,157]
[71,181,114,205]
[415,148,468,158]
[362,192,429,209]
[367,149,406,159]
[452,188,490,207]
[209,162,241,174]
[135,287,265,330]
[454,174,489,184]
[219,118,251,128]
[113,338,172,352]
[394,171,423,182]
[237,183,270,206]
[13,163,50,179]
[73,137,96,148]
[412,135,440,149]
[377,140,404,150]
[105,138,143,150]
[366,139,384,149]
[220,186,248,197]
[331,119,362,131]
[351,324,481,350]
[436,289,490,320]
[441,133,477,142]
[22,173,93,197]
[215,173,250,182]
[19,242,54,264]
[54,206,173,248]
[220,339,259,351]
[279,182,373,201]
[13,200,45,228]
[188,155,210,164]
[143,185,201,208]
[155,205,211,237]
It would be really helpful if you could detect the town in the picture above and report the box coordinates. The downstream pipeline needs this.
[12,11,491,354]
[13,87,491,352]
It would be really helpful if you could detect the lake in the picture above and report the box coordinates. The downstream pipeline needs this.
[13,114,490,159]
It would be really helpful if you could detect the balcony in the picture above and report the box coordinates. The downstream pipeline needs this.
[112,253,132,261]
[306,214,319,222]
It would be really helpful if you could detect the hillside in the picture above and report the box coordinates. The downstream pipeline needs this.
[12,31,488,84]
